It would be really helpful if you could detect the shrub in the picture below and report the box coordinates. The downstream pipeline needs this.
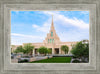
[72,60,80,63]
[18,59,29,63]
[73,56,77,59]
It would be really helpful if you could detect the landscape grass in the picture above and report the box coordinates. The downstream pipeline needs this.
[29,57,72,63]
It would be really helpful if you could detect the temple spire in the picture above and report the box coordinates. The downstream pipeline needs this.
[50,15,55,31]
[44,15,60,43]
[52,14,53,25]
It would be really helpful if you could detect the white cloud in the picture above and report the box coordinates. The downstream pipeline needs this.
[11,11,89,45]
[11,33,44,45]
[11,33,43,39]
[32,24,39,28]
[42,11,89,29]
[32,22,51,33]
[58,30,89,42]
[31,11,89,42]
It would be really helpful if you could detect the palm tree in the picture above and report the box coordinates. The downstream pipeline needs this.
[61,45,69,54]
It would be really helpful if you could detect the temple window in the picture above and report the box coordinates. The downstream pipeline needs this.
[48,39,49,43]
[53,39,54,43]
[51,32,53,37]
[50,39,52,43]
[49,39,54,43]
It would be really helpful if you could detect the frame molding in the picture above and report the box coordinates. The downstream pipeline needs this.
[0,0,100,74]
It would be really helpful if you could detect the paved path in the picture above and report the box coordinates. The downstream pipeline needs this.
[34,56,47,61]
[11,59,18,63]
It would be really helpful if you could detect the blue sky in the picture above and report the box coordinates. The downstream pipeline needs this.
[11,11,89,45]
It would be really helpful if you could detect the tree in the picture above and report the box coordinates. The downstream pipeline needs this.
[14,49,19,54]
[47,48,52,54]
[17,46,23,52]
[38,46,48,56]
[23,43,34,56]
[71,41,89,62]
[61,45,69,54]
[14,46,23,54]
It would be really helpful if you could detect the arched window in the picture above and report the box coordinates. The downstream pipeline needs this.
[51,32,53,37]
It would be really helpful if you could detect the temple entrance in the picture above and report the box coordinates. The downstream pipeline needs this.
[54,48,59,54]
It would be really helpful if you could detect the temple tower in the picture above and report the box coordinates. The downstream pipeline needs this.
[44,15,60,44]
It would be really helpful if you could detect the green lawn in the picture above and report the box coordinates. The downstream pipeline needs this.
[30,57,72,63]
